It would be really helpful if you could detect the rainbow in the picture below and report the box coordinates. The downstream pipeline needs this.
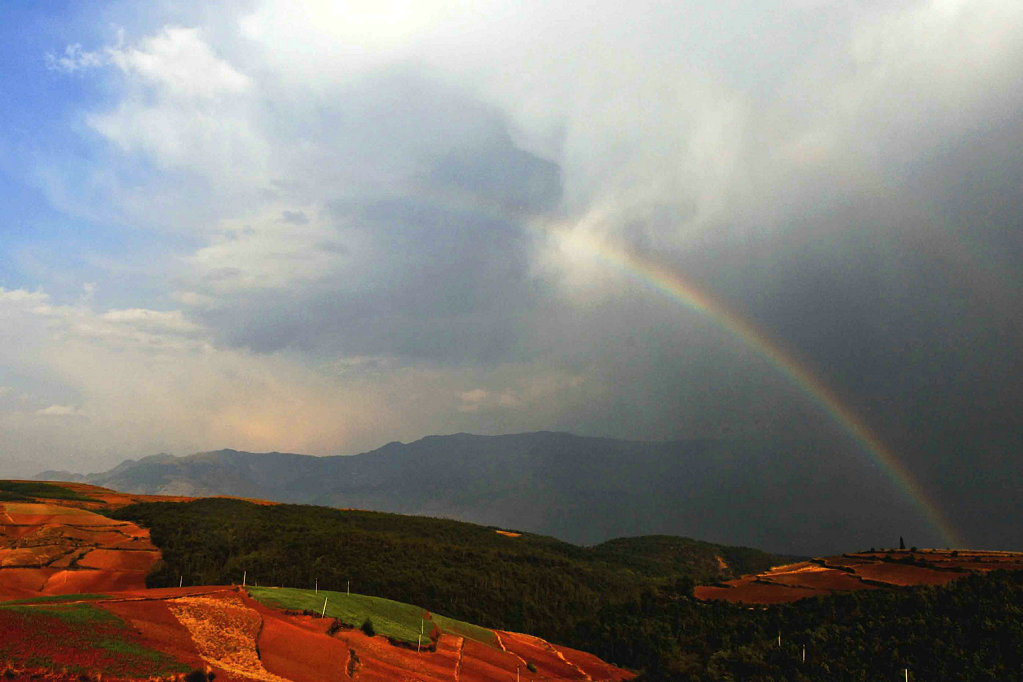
[409,186,962,547]
[546,221,963,548]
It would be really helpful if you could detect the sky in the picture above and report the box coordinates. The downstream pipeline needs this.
[1,1,1022,547]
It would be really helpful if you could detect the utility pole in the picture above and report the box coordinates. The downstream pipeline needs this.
[179,575,183,588]
[347,579,350,596]
[315,579,318,593]
[243,570,246,587]
[321,596,328,618]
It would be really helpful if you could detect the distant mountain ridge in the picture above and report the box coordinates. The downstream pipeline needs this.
[38,431,934,555]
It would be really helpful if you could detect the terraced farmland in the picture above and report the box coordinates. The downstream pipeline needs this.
[695,549,1023,603]
[0,501,159,600]
[0,482,636,681]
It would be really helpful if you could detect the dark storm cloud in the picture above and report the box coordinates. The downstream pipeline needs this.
[632,44,1023,549]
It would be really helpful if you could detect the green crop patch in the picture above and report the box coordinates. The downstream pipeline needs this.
[0,480,100,502]
[430,612,498,646]
[248,586,496,647]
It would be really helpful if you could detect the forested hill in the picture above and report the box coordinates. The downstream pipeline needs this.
[108,498,789,642]
[48,431,934,555]
[109,497,1023,681]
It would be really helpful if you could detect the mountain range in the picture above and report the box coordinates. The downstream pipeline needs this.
[38,431,933,555]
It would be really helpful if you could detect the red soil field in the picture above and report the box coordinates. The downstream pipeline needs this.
[43,567,150,594]
[697,550,1023,604]
[338,625,457,681]
[851,562,967,586]
[0,544,68,567]
[0,567,54,597]
[498,630,597,679]
[103,597,209,673]
[251,604,353,682]
[0,499,159,599]
[696,581,827,604]
[3,503,113,527]
[77,547,160,571]
[551,642,637,681]
[459,636,526,682]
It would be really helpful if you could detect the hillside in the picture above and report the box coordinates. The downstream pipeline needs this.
[6,481,1023,680]
[0,483,635,681]
[44,431,939,555]
[105,495,790,646]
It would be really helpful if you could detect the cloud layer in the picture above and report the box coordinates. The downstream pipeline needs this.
[3,1,1022,548]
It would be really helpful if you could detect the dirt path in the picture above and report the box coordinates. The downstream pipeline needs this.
[454,636,464,682]
[493,631,530,668]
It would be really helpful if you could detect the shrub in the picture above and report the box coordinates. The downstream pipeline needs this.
[360,618,375,637]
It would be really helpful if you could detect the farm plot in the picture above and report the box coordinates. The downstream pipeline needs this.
[247,586,492,647]
[0,600,189,679]
[0,500,159,600]
[246,600,354,682]
[168,592,288,682]
[247,586,633,681]
[695,580,826,604]
[697,549,1023,604]
[760,565,874,592]
[851,562,966,586]
[498,630,591,679]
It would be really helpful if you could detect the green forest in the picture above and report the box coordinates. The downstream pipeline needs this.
[111,499,1023,680]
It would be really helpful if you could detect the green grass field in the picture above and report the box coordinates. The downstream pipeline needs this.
[0,593,112,605]
[247,586,496,647]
